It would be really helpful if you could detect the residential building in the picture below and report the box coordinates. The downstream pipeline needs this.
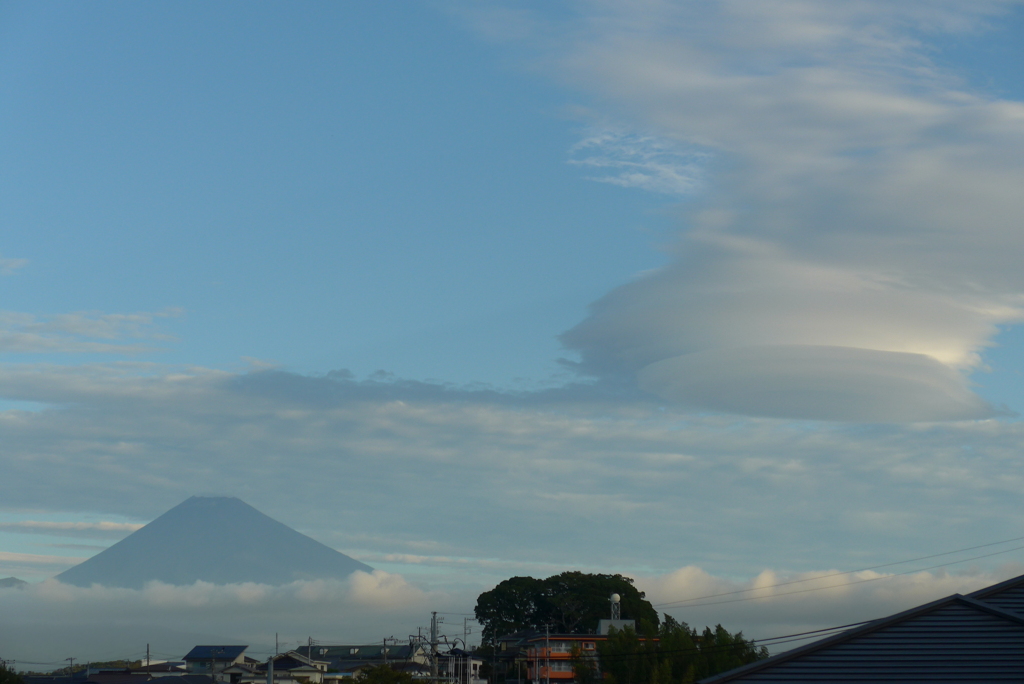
[183,647,249,683]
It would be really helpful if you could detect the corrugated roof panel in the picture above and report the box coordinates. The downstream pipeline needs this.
[183,646,248,661]
[703,599,1024,683]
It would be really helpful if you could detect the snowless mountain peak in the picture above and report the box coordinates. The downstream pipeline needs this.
[55,496,372,588]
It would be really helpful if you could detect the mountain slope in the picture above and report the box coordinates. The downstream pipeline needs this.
[55,496,372,588]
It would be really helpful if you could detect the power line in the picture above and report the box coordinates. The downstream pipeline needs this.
[656,534,1024,608]
[584,620,872,662]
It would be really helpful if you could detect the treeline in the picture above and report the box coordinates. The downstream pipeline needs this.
[28,661,142,677]
[575,617,767,684]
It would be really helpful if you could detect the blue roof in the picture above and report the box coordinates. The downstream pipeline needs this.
[184,646,248,661]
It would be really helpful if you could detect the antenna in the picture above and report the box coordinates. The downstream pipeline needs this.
[610,593,621,620]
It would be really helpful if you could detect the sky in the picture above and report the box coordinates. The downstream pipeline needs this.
[4,0,1024,665]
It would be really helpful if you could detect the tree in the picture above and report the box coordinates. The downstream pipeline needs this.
[475,572,659,643]
[570,645,597,684]
[354,665,414,684]
[1,662,24,684]
[596,617,768,684]
[474,575,549,643]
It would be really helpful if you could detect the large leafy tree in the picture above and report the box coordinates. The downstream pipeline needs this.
[475,572,659,643]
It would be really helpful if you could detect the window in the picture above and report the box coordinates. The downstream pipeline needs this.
[582,643,595,651]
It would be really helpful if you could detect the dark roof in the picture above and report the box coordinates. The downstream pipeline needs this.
[150,676,214,684]
[84,674,151,684]
[700,594,1024,683]
[131,664,185,673]
[331,662,429,675]
[967,572,1024,615]
[522,634,606,642]
[184,646,248,661]
[298,645,419,661]
[255,652,322,672]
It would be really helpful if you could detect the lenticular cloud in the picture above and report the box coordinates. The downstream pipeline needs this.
[550,1,1024,421]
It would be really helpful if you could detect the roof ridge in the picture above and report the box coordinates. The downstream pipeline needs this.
[966,571,1024,599]
[698,593,1024,684]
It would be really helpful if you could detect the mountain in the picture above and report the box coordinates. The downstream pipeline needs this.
[55,496,372,588]
[0,576,27,588]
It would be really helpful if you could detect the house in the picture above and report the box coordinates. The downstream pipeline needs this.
[243,651,328,684]
[437,648,485,684]
[700,571,1024,683]
[495,624,638,684]
[523,633,607,683]
[183,647,249,683]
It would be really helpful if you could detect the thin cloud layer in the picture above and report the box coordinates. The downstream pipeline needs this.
[2,363,1024,589]
[0,309,182,355]
[495,0,1024,421]
[0,521,144,538]
[0,255,28,276]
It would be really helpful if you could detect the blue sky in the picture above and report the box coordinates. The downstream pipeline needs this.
[4,0,1024,663]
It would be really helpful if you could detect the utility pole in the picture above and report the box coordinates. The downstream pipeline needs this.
[383,639,388,666]
[430,612,439,682]
[66,658,75,682]
[544,625,550,684]
[463,618,472,684]
[146,645,151,680]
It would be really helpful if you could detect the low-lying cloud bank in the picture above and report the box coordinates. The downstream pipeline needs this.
[2,564,1017,663]
[645,564,1024,648]
[0,571,436,664]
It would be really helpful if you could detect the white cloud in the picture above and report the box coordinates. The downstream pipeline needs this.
[0,551,87,566]
[0,308,182,355]
[640,563,1024,649]
[0,521,143,538]
[474,0,1024,421]
[0,255,28,275]
[0,551,85,580]
[0,574,448,662]
[568,128,707,195]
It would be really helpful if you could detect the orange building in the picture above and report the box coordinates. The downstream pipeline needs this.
[498,620,643,684]
[524,634,600,682]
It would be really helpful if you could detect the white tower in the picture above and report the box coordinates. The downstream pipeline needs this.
[610,592,621,620]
